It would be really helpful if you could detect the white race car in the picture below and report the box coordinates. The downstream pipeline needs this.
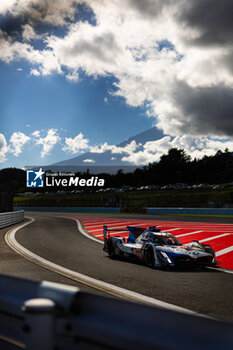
[103,225,218,269]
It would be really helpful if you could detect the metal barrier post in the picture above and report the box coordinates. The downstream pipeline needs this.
[22,298,55,350]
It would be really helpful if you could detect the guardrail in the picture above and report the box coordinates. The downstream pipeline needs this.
[0,274,233,350]
[0,210,24,229]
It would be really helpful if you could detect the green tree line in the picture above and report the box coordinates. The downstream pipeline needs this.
[105,148,233,188]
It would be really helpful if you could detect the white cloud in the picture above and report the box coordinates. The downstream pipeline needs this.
[112,140,140,154]
[83,159,96,163]
[121,137,170,165]
[0,0,81,26]
[45,22,124,77]
[0,30,62,76]
[34,129,60,157]
[90,140,140,154]
[30,68,41,76]
[22,24,42,42]
[90,142,113,154]
[122,151,162,166]
[9,132,30,157]
[31,130,40,138]
[40,1,233,136]
[65,70,79,82]
[0,133,8,162]
[0,0,17,15]
[121,135,233,165]
[62,133,89,154]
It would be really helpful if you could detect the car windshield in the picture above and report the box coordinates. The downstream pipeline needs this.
[154,235,182,246]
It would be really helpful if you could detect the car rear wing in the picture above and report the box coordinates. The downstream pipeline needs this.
[103,225,128,240]
[103,225,157,240]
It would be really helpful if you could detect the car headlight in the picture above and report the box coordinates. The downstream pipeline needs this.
[157,251,172,264]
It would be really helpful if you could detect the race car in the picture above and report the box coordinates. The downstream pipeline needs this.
[103,225,218,269]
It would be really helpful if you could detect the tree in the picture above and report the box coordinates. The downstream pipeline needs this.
[158,148,191,184]
[0,168,26,194]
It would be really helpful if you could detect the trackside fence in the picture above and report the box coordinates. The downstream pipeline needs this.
[0,210,24,229]
[0,274,233,350]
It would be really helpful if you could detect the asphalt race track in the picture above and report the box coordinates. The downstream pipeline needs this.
[2,211,233,321]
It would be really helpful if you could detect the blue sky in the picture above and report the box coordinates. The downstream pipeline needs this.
[0,1,233,168]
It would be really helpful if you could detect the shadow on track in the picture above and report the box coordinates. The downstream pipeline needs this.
[103,255,220,274]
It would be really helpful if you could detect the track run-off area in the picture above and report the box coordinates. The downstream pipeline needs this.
[65,216,233,270]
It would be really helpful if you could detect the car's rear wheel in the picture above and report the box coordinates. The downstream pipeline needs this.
[107,239,116,259]
[144,245,155,268]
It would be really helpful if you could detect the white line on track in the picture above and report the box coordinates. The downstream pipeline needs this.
[85,221,150,228]
[78,219,122,223]
[176,230,203,238]
[164,228,180,232]
[76,220,103,244]
[76,221,108,226]
[216,245,233,257]
[80,220,120,224]
[207,266,233,274]
[87,222,136,231]
[199,233,230,243]
[5,217,209,317]
[84,221,126,228]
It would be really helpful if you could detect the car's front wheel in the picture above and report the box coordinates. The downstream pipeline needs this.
[144,245,155,268]
[202,244,215,256]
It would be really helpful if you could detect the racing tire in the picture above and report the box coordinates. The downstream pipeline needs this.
[201,244,215,257]
[144,245,155,268]
[107,239,116,259]
[201,244,216,266]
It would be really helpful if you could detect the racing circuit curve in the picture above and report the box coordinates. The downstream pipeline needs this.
[5,211,233,321]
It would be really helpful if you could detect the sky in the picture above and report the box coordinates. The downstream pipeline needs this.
[0,0,233,168]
